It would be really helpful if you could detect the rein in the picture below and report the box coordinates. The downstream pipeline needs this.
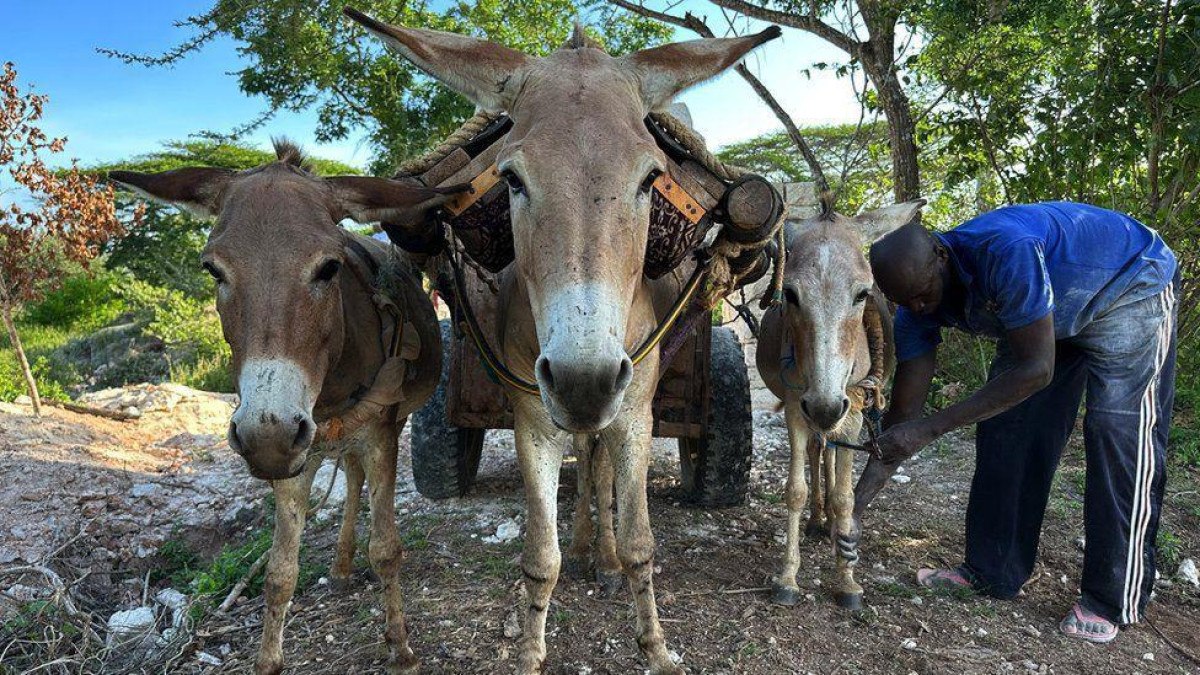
[443,222,713,397]
[314,240,420,443]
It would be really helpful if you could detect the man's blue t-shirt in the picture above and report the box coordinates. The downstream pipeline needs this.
[894,202,1176,362]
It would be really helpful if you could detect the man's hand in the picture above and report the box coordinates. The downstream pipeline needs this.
[873,419,939,465]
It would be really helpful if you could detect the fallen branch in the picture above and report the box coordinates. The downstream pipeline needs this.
[44,399,140,421]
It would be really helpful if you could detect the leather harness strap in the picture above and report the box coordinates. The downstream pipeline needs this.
[315,241,420,443]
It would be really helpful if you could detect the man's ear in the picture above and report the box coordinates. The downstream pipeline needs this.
[107,168,235,218]
[327,176,467,224]
[853,199,927,244]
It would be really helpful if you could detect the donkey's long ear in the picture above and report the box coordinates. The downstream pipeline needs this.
[108,168,234,218]
[328,176,467,224]
[344,8,533,112]
[621,27,781,111]
[853,200,927,244]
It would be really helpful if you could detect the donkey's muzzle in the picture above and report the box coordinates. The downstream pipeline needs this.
[228,408,315,480]
[801,395,850,432]
[536,353,633,432]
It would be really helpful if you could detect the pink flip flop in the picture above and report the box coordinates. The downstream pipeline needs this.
[1058,603,1118,644]
[916,567,973,591]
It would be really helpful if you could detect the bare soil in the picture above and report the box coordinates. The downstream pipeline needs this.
[3,349,1199,674]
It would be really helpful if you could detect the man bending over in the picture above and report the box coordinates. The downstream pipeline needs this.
[865,201,1177,642]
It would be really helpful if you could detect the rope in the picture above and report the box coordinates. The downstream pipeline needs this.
[395,111,501,177]
[648,111,749,182]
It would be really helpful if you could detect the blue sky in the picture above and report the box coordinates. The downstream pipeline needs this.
[4,0,866,171]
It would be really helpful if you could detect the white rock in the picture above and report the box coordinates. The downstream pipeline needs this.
[107,607,156,646]
[668,650,683,664]
[503,610,522,639]
[891,474,912,484]
[483,519,521,544]
[310,462,348,514]
[1023,661,1039,672]
[4,583,46,602]
[196,651,222,666]
[123,406,142,418]
[1142,652,1154,661]
[1074,536,1086,551]
[976,627,988,637]
[909,596,924,606]
[900,638,917,650]
[1176,558,1199,587]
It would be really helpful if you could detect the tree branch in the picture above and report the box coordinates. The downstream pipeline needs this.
[706,0,861,56]
[607,1,831,199]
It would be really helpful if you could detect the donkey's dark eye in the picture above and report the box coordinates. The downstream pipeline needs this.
[854,289,870,304]
[202,262,225,283]
[639,169,661,196]
[313,259,341,283]
[501,170,525,196]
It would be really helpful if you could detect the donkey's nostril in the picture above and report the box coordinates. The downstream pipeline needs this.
[228,421,245,455]
[292,415,313,450]
[800,399,811,419]
[612,357,633,395]
[841,397,850,416]
[536,356,555,389]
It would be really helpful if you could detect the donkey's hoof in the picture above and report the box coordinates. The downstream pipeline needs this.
[771,581,801,606]
[596,569,624,597]
[253,658,283,675]
[387,656,420,675]
[805,521,829,540]
[651,665,686,675]
[563,555,591,581]
[835,592,863,611]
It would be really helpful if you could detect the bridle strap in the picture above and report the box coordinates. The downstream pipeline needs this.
[444,222,713,397]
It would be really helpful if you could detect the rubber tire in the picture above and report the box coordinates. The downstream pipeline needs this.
[677,326,753,507]
[410,319,486,499]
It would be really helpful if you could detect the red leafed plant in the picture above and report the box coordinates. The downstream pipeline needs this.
[0,61,132,416]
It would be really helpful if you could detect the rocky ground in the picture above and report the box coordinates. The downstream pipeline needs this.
[2,342,1199,674]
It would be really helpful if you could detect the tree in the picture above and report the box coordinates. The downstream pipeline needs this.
[0,62,127,416]
[101,0,672,175]
[94,141,360,297]
[913,0,1200,344]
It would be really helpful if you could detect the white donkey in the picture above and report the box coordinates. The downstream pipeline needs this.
[345,9,778,674]
[756,201,923,609]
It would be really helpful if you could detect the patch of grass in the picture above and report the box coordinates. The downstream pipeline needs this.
[737,641,761,659]
[1157,528,1183,571]
[876,581,914,599]
[756,491,784,505]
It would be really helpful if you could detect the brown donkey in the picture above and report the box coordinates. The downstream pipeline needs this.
[345,9,777,674]
[110,143,454,674]
[756,201,923,610]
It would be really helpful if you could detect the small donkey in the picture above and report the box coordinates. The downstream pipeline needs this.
[110,142,456,674]
[756,200,924,609]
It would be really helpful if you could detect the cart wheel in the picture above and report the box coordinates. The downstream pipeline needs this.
[410,319,485,499]
[678,326,753,507]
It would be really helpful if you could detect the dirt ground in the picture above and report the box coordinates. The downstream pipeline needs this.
[2,343,1199,674]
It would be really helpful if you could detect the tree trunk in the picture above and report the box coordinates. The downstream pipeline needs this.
[1,300,41,417]
[864,56,922,203]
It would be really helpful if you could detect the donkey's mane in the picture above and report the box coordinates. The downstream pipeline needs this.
[271,137,312,172]
[561,22,604,51]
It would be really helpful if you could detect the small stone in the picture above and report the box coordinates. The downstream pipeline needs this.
[976,627,988,637]
[1176,559,1199,587]
[901,638,917,650]
[123,406,142,418]
[107,607,156,647]
[891,474,912,484]
[872,562,885,571]
[1023,661,1039,672]
[909,596,923,606]
[1143,652,1155,661]
[318,577,329,586]
[325,634,335,643]
[484,519,521,544]
[1060,574,1068,584]
[1021,625,1041,638]
[196,651,222,666]
[15,395,32,405]
[503,610,522,639]
[1074,536,1086,551]
[668,650,683,664]
[155,588,187,611]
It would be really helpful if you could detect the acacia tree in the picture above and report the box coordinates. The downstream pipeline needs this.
[0,62,127,416]
[101,0,671,175]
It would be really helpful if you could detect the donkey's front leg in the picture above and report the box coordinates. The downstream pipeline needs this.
[805,434,828,539]
[591,438,623,596]
[362,415,419,673]
[330,452,365,592]
[602,399,682,675]
[255,459,320,675]
[830,418,865,610]
[772,399,811,606]
[565,434,598,581]
[513,396,568,675]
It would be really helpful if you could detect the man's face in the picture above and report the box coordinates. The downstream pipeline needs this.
[876,245,949,316]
